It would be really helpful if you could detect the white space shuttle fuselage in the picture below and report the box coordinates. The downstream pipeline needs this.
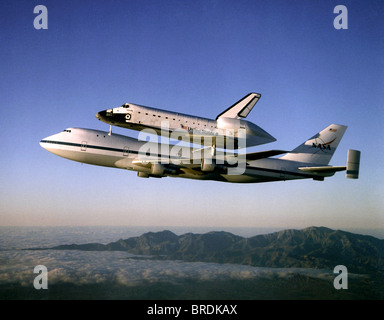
[95,93,276,149]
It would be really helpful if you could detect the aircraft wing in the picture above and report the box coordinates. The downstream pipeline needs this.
[245,150,288,161]
[126,148,290,177]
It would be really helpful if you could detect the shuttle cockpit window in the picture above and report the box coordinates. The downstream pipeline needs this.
[121,103,130,108]
[62,129,72,133]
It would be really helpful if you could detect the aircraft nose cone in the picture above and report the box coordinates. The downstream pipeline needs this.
[96,109,117,126]
[39,134,54,150]
[96,110,106,120]
[39,139,46,149]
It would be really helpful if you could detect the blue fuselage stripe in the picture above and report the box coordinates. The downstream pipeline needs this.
[40,140,137,154]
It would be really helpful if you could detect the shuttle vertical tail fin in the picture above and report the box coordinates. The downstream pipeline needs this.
[279,124,347,165]
[216,93,261,119]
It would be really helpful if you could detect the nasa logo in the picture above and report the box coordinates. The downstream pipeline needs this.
[312,143,331,151]
[311,137,336,152]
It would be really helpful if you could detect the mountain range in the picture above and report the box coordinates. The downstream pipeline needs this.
[48,226,384,274]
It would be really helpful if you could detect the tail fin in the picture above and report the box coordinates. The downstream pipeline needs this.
[280,124,347,165]
[216,93,261,119]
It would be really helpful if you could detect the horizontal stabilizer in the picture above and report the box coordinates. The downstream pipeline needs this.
[299,166,346,173]
[216,93,261,119]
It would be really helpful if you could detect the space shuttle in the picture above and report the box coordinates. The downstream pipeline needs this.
[95,93,276,149]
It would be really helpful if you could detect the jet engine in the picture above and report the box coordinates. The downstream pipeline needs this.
[151,163,165,176]
[137,172,150,178]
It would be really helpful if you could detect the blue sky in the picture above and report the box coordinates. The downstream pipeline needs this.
[1,0,383,230]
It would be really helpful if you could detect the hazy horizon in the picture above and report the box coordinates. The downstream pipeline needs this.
[0,225,383,241]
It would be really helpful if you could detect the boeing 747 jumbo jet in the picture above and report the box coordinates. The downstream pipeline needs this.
[40,124,360,183]
[95,93,276,149]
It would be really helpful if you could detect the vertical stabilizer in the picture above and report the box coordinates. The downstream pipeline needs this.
[216,93,261,119]
[280,124,347,165]
[346,149,360,179]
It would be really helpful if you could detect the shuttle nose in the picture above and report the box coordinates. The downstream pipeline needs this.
[96,110,106,121]
[96,109,117,126]
[96,110,113,123]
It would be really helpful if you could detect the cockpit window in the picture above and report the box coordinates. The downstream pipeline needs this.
[62,129,72,133]
[121,103,130,108]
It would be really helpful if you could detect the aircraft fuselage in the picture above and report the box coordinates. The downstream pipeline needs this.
[95,102,276,149]
[40,128,337,183]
